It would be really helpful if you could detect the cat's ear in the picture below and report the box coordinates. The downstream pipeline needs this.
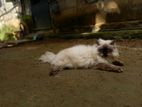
[96,38,105,45]
[110,40,115,45]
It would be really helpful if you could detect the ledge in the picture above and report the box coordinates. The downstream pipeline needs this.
[43,29,142,39]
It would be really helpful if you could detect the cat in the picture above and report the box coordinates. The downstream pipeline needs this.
[39,39,124,76]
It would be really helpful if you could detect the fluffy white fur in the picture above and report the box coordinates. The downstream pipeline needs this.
[39,39,119,69]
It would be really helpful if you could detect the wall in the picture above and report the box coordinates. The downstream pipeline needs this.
[106,0,142,22]
[50,0,142,32]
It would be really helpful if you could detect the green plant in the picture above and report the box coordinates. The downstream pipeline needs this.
[0,25,16,41]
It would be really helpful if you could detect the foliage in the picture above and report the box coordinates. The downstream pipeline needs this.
[18,15,31,22]
[0,25,16,41]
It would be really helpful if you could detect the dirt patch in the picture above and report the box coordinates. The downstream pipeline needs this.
[0,39,142,107]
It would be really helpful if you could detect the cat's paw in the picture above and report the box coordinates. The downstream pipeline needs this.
[116,67,123,73]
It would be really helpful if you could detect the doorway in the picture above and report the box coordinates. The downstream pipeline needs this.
[30,0,52,30]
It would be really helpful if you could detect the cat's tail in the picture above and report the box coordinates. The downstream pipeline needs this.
[39,51,56,63]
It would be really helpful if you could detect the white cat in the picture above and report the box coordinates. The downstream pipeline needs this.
[39,39,123,76]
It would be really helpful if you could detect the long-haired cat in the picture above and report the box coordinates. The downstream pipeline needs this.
[39,39,123,76]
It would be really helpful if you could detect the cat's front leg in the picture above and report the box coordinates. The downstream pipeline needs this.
[95,62,123,73]
[112,60,124,66]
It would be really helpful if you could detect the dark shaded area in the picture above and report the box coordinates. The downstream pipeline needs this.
[30,0,52,29]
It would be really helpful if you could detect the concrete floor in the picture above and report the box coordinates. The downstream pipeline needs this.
[0,39,142,107]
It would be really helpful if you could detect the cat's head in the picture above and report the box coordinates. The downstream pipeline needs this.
[96,39,119,58]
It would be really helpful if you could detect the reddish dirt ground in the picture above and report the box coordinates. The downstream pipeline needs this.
[0,39,142,107]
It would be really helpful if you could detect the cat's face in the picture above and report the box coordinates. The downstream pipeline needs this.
[96,39,119,58]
